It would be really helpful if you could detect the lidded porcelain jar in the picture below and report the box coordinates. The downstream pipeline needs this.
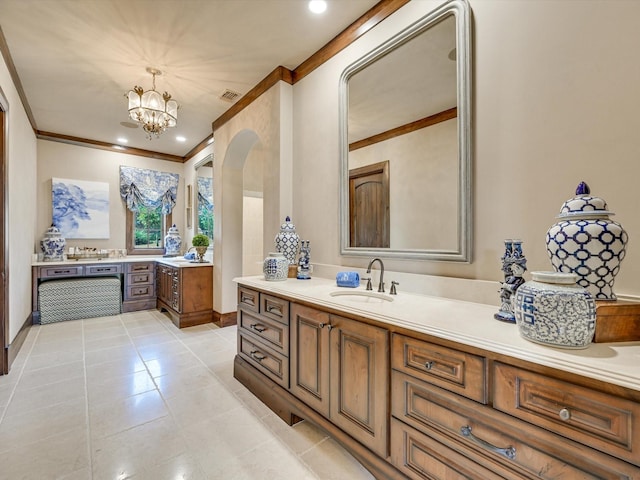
[545,182,628,300]
[274,216,300,265]
[41,224,66,261]
[513,271,596,349]
[263,252,288,281]
[164,224,182,256]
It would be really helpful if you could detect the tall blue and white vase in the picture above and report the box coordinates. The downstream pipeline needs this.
[274,216,300,265]
[545,182,628,300]
[41,224,66,261]
[164,224,182,256]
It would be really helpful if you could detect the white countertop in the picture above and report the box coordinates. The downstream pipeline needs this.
[33,256,213,268]
[235,275,640,392]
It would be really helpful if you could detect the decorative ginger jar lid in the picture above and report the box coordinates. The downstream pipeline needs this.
[168,224,180,234]
[44,224,63,238]
[279,216,296,232]
[556,181,615,219]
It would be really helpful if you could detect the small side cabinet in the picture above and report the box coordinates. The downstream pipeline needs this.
[156,264,213,328]
[122,261,156,312]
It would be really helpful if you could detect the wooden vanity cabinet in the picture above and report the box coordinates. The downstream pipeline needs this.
[238,288,290,388]
[122,261,156,312]
[235,284,640,480]
[290,303,389,457]
[156,264,213,328]
[390,333,640,480]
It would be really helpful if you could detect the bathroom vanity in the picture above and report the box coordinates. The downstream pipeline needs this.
[32,257,213,328]
[233,276,640,480]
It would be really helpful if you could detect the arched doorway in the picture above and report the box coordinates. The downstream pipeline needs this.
[214,129,263,316]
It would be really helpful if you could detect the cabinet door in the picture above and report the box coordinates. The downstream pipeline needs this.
[289,303,330,418]
[329,315,389,458]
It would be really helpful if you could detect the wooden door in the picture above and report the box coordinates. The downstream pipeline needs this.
[329,315,389,457]
[289,303,330,417]
[349,161,390,248]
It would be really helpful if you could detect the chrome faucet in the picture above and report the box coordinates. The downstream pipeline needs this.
[366,258,385,293]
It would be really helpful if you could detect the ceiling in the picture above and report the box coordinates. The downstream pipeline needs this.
[0,0,380,158]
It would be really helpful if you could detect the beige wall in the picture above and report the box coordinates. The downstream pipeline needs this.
[290,0,640,299]
[213,82,293,313]
[1,49,38,344]
[37,140,186,252]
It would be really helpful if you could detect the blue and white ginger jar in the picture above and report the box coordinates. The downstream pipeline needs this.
[41,224,66,261]
[513,271,596,349]
[274,216,300,265]
[164,224,182,256]
[545,182,628,300]
[263,252,288,281]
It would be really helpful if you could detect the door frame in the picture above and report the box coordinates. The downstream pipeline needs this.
[0,87,8,375]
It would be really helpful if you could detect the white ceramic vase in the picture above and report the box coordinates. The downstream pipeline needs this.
[513,271,596,349]
[545,182,627,300]
[263,252,288,281]
[164,224,182,256]
[41,225,66,261]
[274,216,300,265]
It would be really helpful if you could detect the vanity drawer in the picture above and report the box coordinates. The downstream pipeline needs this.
[126,261,155,273]
[86,264,122,276]
[238,332,289,388]
[238,287,259,313]
[391,333,487,403]
[259,293,289,325]
[127,272,154,285]
[494,362,640,467]
[390,418,505,480]
[39,265,84,278]
[392,371,639,479]
[239,309,289,356]
[125,284,155,300]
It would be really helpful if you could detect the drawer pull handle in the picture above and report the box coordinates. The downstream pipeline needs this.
[250,323,267,333]
[559,408,571,421]
[250,350,266,361]
[424,361,434,370]
[266,305,282,316]
[242,295,255,306]
[327,324,333,331]
[54,270,72,274]
[460,425,516,460]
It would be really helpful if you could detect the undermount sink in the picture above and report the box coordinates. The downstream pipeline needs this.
[329,290,394,303]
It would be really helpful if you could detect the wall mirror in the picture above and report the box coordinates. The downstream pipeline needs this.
[194,154,214,241]
[339,0,472,262]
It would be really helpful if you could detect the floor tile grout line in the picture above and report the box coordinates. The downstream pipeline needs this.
[82,316,95,479]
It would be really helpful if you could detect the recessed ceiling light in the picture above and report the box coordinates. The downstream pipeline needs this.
[308,0,327,14]
[113,145,125,150]
[176,136,186,142]
[117,137,128,143]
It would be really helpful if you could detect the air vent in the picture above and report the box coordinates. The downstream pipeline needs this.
[220,89,242,103]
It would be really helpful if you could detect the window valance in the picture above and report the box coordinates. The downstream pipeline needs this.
[119,166,179,214]
[197,176,213,212]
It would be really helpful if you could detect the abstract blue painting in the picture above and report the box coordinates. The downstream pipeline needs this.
[52,178,110,239]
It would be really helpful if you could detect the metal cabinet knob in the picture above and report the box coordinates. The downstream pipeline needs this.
[559,408,571,421]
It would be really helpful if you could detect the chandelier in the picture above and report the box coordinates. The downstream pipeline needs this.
[126,67,178,139]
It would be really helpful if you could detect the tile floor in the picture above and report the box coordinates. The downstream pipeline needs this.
[0,310,375,480]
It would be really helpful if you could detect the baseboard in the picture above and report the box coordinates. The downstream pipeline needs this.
[213,310,237,327]
[7,313,33,371]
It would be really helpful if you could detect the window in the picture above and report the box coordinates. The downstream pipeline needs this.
[126,205,172,255]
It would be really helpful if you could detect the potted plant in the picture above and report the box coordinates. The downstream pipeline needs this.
[191,234,210,262]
